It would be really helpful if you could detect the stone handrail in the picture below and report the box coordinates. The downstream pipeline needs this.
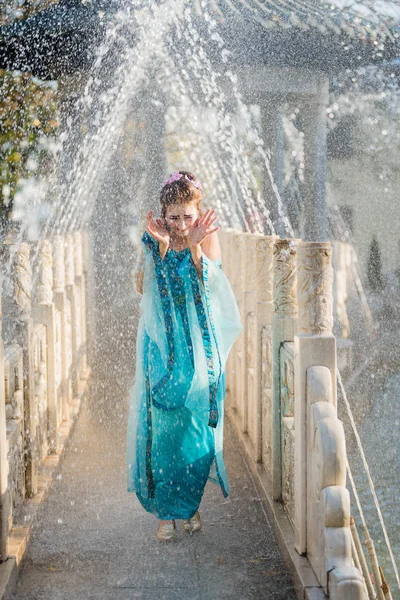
[219,230,366,600]
[0,232,90,563]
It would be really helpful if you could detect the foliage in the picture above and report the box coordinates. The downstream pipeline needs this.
[367,234,383,291]
[0,69,58,224]
[0,0,58,25]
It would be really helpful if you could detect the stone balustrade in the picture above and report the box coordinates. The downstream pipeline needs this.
[219,230,366,600]
[0,232,90,564]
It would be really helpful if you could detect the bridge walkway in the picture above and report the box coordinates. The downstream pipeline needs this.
[10,379,296,600]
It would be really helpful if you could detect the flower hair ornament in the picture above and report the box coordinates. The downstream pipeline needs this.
[163,171,203,191]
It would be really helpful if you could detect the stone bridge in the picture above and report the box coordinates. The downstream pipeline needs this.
[0,230,386,599]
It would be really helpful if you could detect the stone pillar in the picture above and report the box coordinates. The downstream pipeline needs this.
[34,240,59,453]
[260,100,286,237]
[81,230,94,370]
[246,235,275,464]
[245,235,258,459]
[271,240,298,500]
[294,242,335,554]
[300,78,329,242]
[0,291,9,562]
[79,231,90,380]
[73,231,88,390]
[222,231,236,412]
[234,234,247,432]
[53,235,71,421]
[13,243,37,498]
[256,236,275,472]
[65,234,79,399]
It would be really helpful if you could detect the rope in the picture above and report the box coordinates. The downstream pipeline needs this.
[337,368,400,590]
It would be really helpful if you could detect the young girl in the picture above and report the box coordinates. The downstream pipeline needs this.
[126,171,242,541]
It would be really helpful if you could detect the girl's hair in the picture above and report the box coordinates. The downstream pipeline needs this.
[160,171,203,219]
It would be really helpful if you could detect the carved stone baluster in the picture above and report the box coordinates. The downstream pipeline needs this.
[255,236,275,473]
[53,235,65,294]
[81,231,91,372]
[34,241,60,453]
[53,236,71,422]
[82,230,90,275]
[0,291,10,561]
[37,240,53,307]
[234,233,247,432]
[245,235,260,461]
[64,234,74,288]
[73,232,89,385]
[13,243,37,498]
[14,243,32,319]
[294,242,336,555]
[272,239,298,501]
[222,231,235,412]
[73,231,83,279]
[297,243,333,337]
[65,234,80,400]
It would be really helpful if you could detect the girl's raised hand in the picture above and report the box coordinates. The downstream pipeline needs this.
[146,211,170,246]
[187,209,220,247]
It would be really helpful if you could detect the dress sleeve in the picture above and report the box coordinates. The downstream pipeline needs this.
[199,254,242,365]
[134,249,145,295]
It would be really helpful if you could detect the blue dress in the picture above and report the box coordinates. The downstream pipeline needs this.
[126,232,242,520]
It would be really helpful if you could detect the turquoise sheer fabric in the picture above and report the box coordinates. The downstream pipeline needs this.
[126,232,242,520]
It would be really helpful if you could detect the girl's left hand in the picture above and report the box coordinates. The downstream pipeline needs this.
[187,210,220,247]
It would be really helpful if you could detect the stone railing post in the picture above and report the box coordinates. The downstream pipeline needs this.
[227,233,242,421]
[34,240,60,453]
[219,231,234,410]
[13,243,37,498]
[256,236,275,473]
[0,291,10,562]
[294,242,336,554]
[53,235,71,421]
[81,231,91,377]
[245,235,258,459]
[234,234,247,432]
[65,234,79,398]
[74,231,89,387]
[245,235,275,465]
[271,239,298,501]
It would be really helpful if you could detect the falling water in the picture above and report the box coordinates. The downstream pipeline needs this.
[2,0,399,596]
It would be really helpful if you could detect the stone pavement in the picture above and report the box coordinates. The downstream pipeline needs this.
[10,387,296,600]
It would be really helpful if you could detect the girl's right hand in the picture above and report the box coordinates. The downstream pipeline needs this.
[146,211,170,247]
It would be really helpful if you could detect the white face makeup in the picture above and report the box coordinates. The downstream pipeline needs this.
[164,202,199,237]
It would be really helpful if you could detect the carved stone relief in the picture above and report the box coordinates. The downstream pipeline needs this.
[273,240,298,317]
[38,240,53,306]
[4,346,23,422]
[261,326,272,389]
[280,344,295,418]
[14,242,31,318]
[73,232,83,278]
[256,237,275,307]
[282,419,295,529]
[34,328,48,461]
[53,236,65,293]
[297,243,334,336]
[246,311,256,368]
[64,235,75,287]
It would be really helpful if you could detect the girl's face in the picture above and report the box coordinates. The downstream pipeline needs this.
[164,202,199,237]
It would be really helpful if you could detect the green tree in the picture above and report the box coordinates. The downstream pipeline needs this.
[0,70,58,227]
[367,234,383,292]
